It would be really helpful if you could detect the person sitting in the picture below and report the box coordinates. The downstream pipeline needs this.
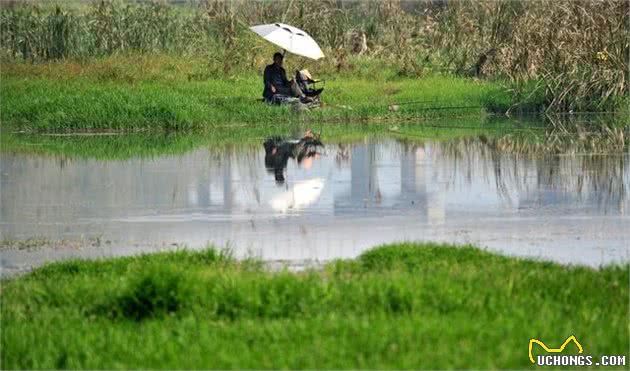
[263,52,312,104]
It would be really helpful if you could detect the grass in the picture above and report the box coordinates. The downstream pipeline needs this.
[1,243,627,369]
[1,55,512,133]
[0,237,103,251]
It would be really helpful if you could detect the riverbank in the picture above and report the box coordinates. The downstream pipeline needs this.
[1,243,627,369]
[1,55,515,133]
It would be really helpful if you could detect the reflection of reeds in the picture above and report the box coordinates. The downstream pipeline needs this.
[334,143,350,166]
[486,115,628,155]
[432,134,629,213]
[490,129,626,155]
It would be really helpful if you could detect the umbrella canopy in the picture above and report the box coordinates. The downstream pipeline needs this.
[250,23,325,60]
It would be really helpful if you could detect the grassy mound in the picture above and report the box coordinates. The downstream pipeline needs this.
[2,243,627,369]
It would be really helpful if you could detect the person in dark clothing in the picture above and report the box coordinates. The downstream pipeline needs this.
[263,52,310,102]
[263,130,322,184]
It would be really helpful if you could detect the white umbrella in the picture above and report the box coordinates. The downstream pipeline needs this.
[250,23,325,60]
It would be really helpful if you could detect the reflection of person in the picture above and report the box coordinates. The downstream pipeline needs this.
[263,130,322,184]
[263,52,311,103]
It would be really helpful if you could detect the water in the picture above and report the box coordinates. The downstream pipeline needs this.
[1,137,629,274]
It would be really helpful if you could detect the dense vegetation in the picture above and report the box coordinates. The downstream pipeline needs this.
[2,243,628,369]
[1,0,628,113]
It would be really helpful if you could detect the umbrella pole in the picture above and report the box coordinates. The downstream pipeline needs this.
[282,49,287,58]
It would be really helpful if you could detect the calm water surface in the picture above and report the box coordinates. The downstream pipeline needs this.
[1,137,628,273]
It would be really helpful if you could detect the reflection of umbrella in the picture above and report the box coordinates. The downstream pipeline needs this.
[270,178,325,212]
[250,23,325,60]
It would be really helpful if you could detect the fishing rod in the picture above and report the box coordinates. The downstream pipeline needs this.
[352,98,486,111]
[388,99,455,106]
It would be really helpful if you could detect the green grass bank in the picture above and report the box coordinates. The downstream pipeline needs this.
[2,243,628,369]
[1,56,513,133]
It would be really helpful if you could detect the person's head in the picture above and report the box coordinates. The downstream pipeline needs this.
[273,52,284,66]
